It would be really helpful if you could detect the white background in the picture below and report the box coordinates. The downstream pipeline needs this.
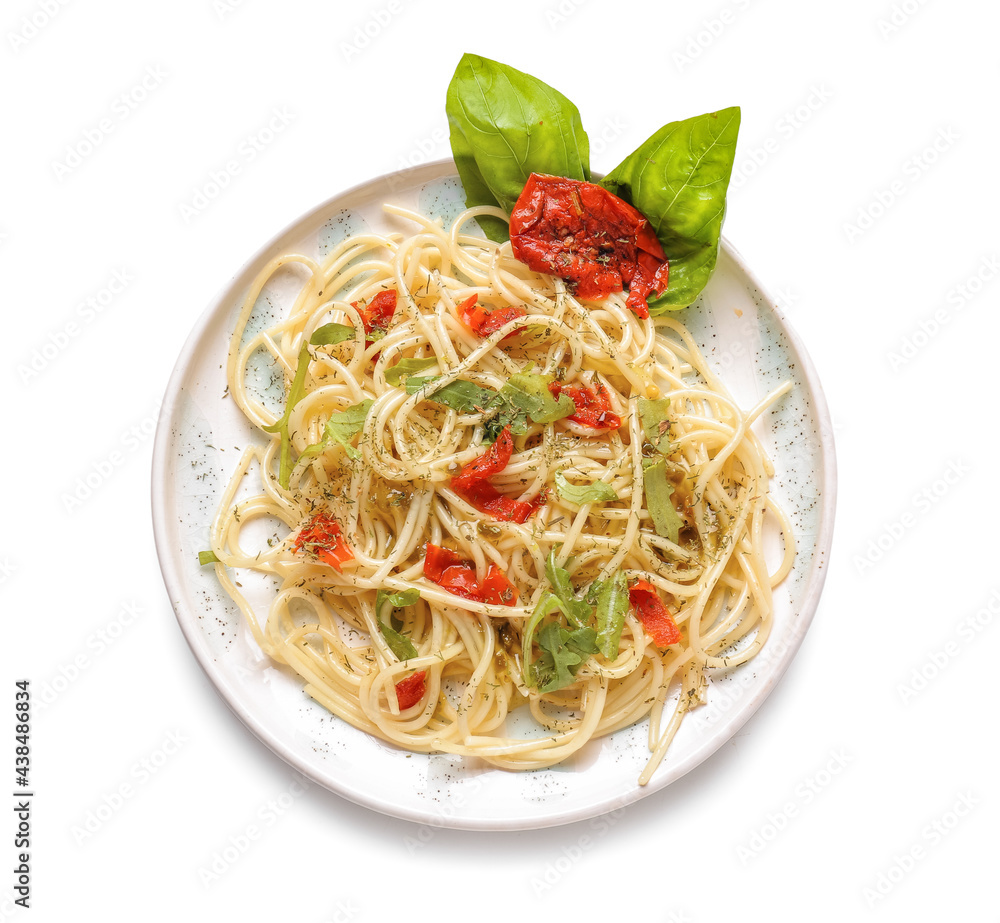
[3,0,998,919]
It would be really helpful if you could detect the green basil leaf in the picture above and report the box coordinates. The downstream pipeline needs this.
[637,397,672,454]
[643,458,685,543]
[310,323,356,346]
[446,53,591,242]
[591,570,629,660]
[405,376,496,413]
[601,107,740,310]
[385,358,438,387]
[198,550,219,565]
[554,471,619,506]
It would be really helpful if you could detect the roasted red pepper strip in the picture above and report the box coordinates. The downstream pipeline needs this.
[394,670,426,710]
[459,294,527,340]
[450,426,543,523]
[548,381,622,430]
[509,173,669,319]
[629,579,681,647]
[293,512,354,572]
[423,544,518,606]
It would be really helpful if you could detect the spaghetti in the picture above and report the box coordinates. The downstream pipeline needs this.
[204,203,794,784]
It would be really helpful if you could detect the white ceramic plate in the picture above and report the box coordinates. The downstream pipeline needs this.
[152,160,836,830]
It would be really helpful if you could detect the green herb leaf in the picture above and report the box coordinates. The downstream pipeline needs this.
[405,376,496,413]
[375,588,421,662]
[385,358,438,387]
[501,372,574,424]
[533,621,599,693]
[600,107,741,310]
[591,570,629,660]
[261,342,312,488]
[643,458,685,543]
[446,53,591,242]
[544,550,593,628]
[637,397,672,454]
[198,550,219,565]
[376,588,421,615]
[298,399,373,464]
[310,323,356,346]
[554,471,619,506]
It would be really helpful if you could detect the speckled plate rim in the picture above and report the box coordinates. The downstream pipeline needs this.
[151,160,837,830]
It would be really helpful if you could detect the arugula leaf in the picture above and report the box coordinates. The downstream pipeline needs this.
[554,471,619,506]
[502,372,574,425]
[532,621,598,694]
[298,399,373,464]
[376,588,421,614]
[405,376,496,413]
[591,570,629,660]
[375,588,421,662]
[643,458,685,543]
[637,397,672,454]
[262,343,312,489]
[198,550,219,565]
[522,552,627,690]
[480,372,575,441]
[446,53,591,242]
[544,550,593,628]
[600,107,741,310]
[310,323,356,346]
[385,358,438,387]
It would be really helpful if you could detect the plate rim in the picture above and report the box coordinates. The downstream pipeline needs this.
[151,159,838,830]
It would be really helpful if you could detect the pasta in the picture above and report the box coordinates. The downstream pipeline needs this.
[204,203,795,784]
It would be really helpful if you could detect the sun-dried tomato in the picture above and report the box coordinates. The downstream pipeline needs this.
[629,579,681,647]
[293,512,354,572]
[459,294,527,340]
[548,381,621,430]
[450,426,543,523]
[423,544,519,606]
[509,173,669,319]
[351,290,398,352]
[394,670,426,710]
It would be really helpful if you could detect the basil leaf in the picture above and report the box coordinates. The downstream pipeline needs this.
[554,471,619,506]
[637,397,672,454]
[375,588,421,662]
[299,399,373,464]
[591,570,629,660]
[446,53,591,242]
[385,358,438,387]
[544,550,593,628]
[601,107,740,310]
[310,323,356,346]
[405,376,496,413]
[198,550,219,565]
[643,458,685,543]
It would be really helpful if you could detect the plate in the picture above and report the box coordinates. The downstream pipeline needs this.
[151,160,836,830]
